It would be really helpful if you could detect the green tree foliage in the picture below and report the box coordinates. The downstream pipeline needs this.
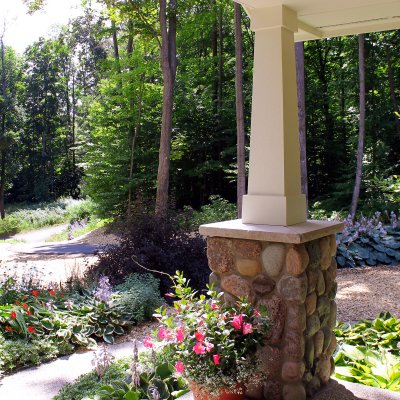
[1,1,400,218]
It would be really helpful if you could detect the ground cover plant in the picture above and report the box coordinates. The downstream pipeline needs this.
[46,218,109,242]
[0,273,163,373]
[334,314,400,391]
[0,198,96,238]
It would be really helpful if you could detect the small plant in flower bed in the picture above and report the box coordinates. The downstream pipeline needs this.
[144,273,271,399]
[83,340,189,400]
[336,211,400,268]
[334,313,400,391]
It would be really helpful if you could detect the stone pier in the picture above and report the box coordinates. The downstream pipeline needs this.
[199,219,343,400]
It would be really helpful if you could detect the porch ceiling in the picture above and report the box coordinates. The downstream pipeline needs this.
[236,0,400,41]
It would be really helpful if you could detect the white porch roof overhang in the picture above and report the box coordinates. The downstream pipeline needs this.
[233,0,400,226]
[237,0,400,41]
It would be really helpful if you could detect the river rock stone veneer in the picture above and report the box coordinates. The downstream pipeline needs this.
[200,220,343,400]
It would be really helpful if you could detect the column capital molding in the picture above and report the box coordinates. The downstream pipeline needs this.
[246,5,298,32]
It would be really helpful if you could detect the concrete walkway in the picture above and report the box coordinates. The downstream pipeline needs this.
[1,339,399,400]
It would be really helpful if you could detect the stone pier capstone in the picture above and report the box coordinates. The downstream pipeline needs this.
[199,219,343,400]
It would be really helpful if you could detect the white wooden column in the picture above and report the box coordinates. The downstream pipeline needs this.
[241,5,306,226]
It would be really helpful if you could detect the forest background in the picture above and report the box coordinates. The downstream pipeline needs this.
[1,0,400,223]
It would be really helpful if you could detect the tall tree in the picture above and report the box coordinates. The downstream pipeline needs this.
[295,41,308,214]
[0,32,21,218]
[350,34,366,218]
[234,2,245,218]
[155,0,177,217]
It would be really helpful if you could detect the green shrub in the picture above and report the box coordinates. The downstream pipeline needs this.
[66,198,97,223]
[178,195,236,231]
[114,274,163,324]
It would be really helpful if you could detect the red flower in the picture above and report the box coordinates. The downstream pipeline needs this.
[195,331,205,342]
[176,327,185,342]
[10,311,17,320]
[22,303,29,311]
[231,314,243,330]
[15,301,20,305]
[157,327,169,340]
[193,342,206,355]
[31,290,39,297]
[175,360,184,373]
[5,326,13,332]
[242,322,253,335]
[27,326,35,334]
[27,310,32,316]
[59,293,64,298]
[213,354,220,365]
[49,289,56,296]
[254,309,261,318]
[143,337,154,348]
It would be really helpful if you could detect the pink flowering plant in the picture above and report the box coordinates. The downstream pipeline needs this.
[145,272,271,397]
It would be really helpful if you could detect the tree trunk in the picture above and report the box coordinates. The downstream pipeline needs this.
[234,3,245,218]
[295,41,308,215]
[386,46,400,137]
[350,34,366,219]
[0,149,5,219]
[127,81,144,217]
[0,35,5,219]
[111,20,121,74]
[218,8,223,114]
[155,0,177,218]
[211,0,218,115]
[127,20,134,56]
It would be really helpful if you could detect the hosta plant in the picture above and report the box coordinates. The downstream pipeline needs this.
[144,273,271,398]
[336,212,400,268]
[335,313,400,355]
[335,344,400,391]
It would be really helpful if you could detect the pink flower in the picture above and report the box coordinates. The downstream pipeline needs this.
[254,309,261,317]
[205,342,214,352]
[195,331,205,342]
[242,322,253,335]
[143,337,153,348]
[158,327,168,340]
[193,342,206,355]
[176,327,185,342]
[213,354,220,365]
[175,360,184,373]
[231,314,243,330]
[199,320,204,326]
[211,302,219,310]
